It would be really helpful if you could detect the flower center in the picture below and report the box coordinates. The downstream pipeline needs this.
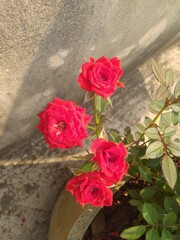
[90,186,99,196]
[100,73,107,81]
[108,155,117,163]
[57,121,66,130]
[54,121,66,135]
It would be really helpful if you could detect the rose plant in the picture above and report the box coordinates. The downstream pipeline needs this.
[37,56,180,239]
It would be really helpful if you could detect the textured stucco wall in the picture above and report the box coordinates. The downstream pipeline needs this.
[0,41,179,240]
[0,0,180,150]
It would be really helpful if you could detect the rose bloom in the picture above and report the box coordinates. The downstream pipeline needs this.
[36,98,92,149]
[66,171,113,207]
[77,56,124,98]
[91,138,128,184]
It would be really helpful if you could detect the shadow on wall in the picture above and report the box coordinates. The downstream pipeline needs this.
[2,0,180,150]
[0,1,95,149]
[1,0,148,150]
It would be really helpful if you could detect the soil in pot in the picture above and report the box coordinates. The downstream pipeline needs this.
[82,179,147,240]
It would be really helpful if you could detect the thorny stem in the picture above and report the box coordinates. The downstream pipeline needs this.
[157,128,168,155]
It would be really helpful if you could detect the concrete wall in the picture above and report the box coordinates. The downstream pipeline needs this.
[0,0,180,150]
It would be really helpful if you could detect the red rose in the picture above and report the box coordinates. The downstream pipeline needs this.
[91,138,128,184]
[66,171,113,207]
[36,98,92,149]
[77,56,124,98]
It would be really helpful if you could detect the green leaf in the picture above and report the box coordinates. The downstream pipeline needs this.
[163,212,177,225]
[174,138,180,143]
[138,147,146,157]
[144,116,152,127]
[108,129,121,143]
[120,225,145,240]
[142,203,157,224]
[107,97,113,108]
[156,85,170,100]
[150,204,165,214]
[174,80,180,98]
[95,95,107,113]
[126,154,134,163]
[140,186,156,199]
[129,199,142,207]
[81,161,94,173]
[127,133,134,144]
[162,229,172,240]
[168,142,180,157]
[145,127,160,139]
[151,203,165,221]
[135,131,142,140]
[84,91,95,103]
[69,167,84,175]
[146,141,164,159]
[146,228,159,240]
[151,59,165,84]
[128,165,139,178]
[164,197,180,214]
[163,126,176,138]
[164,137,171,145]
[95,95,102,113]
[148,102,159,114]
[162,155,177,189]
[99,127,108,140]
[161,112,171,126]
[124,127,131,135]
[171,111,179,126]
[172,234,180,240]
[159,118,167,131]
[153,99,165,109]
[75,153,94,161]
[176,196,180,206]
[101,97,108,112]
[128,189,141,199]
[146,158,160,168]
[136,123,146,132]
[171,103,180,113]
[138,165,153,182]
[166,69,174,87]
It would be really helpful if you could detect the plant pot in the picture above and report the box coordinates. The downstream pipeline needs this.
[48,174,127,240]
[48,186,101,240]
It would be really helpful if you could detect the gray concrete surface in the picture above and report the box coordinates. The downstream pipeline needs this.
[0,40,179,240]
[0,1,180,239]
[0,0,180,149]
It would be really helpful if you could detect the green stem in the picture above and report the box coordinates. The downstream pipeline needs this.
[94,95,100,137]
[88,133,97,140]
[87,125,96,130]
[157,128,168,155]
